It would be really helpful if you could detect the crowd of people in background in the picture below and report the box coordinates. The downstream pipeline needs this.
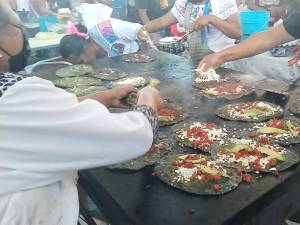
[12,0,293,29]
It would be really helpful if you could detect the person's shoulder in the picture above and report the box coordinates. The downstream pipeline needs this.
[2,76,75,101]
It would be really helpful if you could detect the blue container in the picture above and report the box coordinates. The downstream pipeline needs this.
[39,16,58,32]
[240,11,270,35]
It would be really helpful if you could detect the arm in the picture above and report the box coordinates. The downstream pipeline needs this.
[0,0,21,27]
[143,11,178,33]
[79,86,138,108]
[0,77,157,172]
[33,0,57,16]
[193,13,242,39]
[208,13,242,39]
[198,24,295,69]
[138,9,151,25]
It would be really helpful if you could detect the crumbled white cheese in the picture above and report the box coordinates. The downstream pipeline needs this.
[174,167,198,183]
[115,77,145,86]
[178,122,227,145]
[194,67,222,83]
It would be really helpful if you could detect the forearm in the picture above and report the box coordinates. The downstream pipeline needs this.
[138,9,150,25]
[0,0,21,26]
[79,90,116,107]
[143,11,177,33]
[217,24,295,63]
[209,15,242,39]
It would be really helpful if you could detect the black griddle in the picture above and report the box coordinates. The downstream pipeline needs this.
[34,51,300,225]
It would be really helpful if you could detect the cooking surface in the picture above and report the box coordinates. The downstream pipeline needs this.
[34,51,300,225]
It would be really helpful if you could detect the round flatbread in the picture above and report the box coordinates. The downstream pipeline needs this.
[199,83,254,100]
[65,86,107,96]
[211,138,299,173]
[56,64,95,77]
[290,99,300,115]
[122,53,156,63]
[108,139,169,170]
[158,103,188,127]
[92,68,127,81]
[216,101,284,122]
[110,76,148,88]
[174,122,228,153]
[54,77,102,88]
[243,118,300,146]
[192,67,240,89]
[154,154,242,195]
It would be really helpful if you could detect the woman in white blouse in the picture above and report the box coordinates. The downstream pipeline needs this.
[138,0,242,64]
[0,1,163,224]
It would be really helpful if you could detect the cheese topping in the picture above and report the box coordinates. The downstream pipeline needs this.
[177,122,227,149]
[115,77,145,86]
[174,167,198,183]
[226,101,282,119]
[194,67,223,83]
[216,138,286,171]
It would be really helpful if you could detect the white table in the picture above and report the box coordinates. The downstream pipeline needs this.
[28,34,65,51]
[225,51,300,83]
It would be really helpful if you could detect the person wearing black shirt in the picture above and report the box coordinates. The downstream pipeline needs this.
[135,0,165,24]
[198,0,300,70]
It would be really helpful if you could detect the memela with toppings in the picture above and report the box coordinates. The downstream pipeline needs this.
[201,83,253,100]
[108,139,169,170]
[216,101,284,122]
[154,154,242,195]
[175,122,227,152]
[56,64,95,77]
[247,118,300,145]
[92,68,127,81]
[110,77,147,88]
[158,104,188,126]
[213,138,299,173]
[122,52,156,63]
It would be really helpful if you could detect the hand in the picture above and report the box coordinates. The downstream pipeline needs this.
[193,15,212,32]
[137,27,149,42]
[150,33,161,44]
[137,86,163,114]
[108,86,138,108]
[79,86,138,108]
[197,53,224,71]
[289,45,300,66]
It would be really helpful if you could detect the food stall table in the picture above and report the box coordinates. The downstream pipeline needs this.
[34,51,300,225]
[28,34,65,51]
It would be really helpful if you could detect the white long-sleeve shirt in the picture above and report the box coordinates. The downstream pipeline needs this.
[0,77,153,225]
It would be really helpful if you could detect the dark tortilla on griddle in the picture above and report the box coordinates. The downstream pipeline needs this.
[54,77,103,88]
[199,83,254,100]
[122,52,157,63]
[92,68,127,81]
[290,99,300,115]
[216,102,284,122]
[192,75,238,90]
[154,154,242,195]
[66,85,107,96]
[158,103,188,127]
[108,140,169,170]
[56,64,95,77]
